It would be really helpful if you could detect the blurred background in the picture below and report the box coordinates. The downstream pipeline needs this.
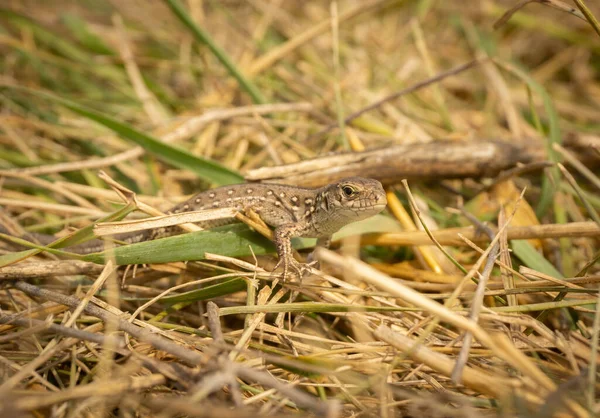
[1,1,599,417]
[1,1,598,173]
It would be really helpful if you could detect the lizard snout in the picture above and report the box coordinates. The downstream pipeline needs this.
[376,191,388,208]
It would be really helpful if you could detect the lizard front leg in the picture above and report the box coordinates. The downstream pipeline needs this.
[272,223,306,280]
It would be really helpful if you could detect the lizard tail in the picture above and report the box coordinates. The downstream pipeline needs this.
[0,223,114,254]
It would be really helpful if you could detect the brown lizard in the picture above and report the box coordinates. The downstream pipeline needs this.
[1,177,388,278]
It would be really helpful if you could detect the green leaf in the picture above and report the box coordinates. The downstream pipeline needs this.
[511,240,563,279]
[82,223,313,265]
[159,278,247,304]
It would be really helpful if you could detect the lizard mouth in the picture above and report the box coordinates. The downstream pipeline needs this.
[374,202,387,210]
[351,201,387,218]
[375,193,388,208]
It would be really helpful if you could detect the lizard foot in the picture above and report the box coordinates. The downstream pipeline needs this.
[272,256,310,282]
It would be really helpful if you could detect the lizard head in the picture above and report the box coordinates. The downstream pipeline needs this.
[333,177,387,216]
[313,177,387,235]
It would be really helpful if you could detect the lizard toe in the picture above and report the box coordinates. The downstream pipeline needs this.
[272,257,307,282]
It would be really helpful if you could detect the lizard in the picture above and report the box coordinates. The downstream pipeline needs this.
[1,177,388,278]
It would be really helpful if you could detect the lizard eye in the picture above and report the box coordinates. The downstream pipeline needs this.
[341,185,356,197]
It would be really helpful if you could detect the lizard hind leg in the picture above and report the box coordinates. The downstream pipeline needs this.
[306,235,331,270]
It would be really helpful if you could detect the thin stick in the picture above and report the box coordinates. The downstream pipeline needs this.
[0,316,122,347]
[310,59,483,139]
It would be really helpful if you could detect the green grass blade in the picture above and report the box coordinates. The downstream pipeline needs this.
[82,224,313,265]
[159,278,247,304]
[491,298,597,313]
[60,13,116,56]
[0,246,40,268]
[1,8,89,62]
[163,0,267,104]
[1,9,126,86]
[511,240,563,278]
[573,0,600,38]
[499,61,561,218]
[0,85,244,186]
[82,215,395,266]
[218,302,412,316]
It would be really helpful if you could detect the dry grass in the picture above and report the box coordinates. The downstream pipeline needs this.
[0,1,599,417]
